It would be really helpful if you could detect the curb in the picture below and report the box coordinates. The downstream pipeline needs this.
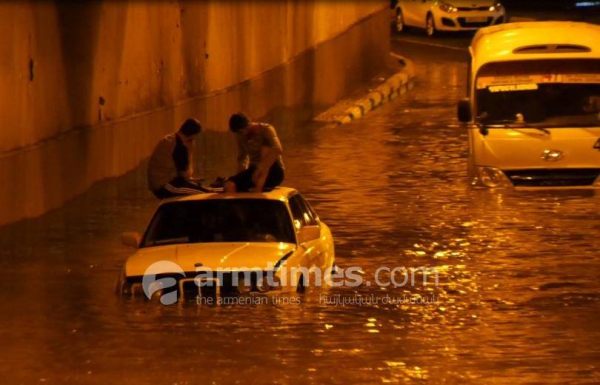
[334,54,416,125]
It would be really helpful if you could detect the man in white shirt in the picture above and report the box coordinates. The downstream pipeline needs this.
[224,112,285,192]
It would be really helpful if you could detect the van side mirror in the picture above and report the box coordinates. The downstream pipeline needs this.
[457,98,472,123]
[297,226,320,244]
[121,232,142,248]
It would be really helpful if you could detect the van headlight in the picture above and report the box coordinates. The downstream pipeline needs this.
[439,2,457,12]
[478,167,511,188]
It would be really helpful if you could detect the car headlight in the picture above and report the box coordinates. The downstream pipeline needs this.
[237,276,252,294]
[439,2,458,13]
[477,167,511,188]
[256,274,281,293]
[489,2,503,11]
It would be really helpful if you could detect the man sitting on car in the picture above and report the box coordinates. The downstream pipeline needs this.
[224,112,285,193]
[147,118,210,199]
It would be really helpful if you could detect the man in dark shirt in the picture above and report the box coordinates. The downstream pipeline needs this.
[147,118,209,199]
[224,112,284,193]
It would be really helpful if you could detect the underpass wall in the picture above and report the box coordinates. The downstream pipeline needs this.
[0,1,389,225]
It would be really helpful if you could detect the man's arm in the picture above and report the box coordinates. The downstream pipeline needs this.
[253,124,283,191]
[174,137,193,179]
[257,124,283,168]
[237,133,249,172]
[179,152,193,179]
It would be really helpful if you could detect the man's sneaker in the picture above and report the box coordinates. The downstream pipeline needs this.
[210,177,225,188]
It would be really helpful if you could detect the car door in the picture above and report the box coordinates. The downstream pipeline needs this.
[401,0,420,27]
[295,194,335,272]
[415,0,434,27]
[403,0,429,27]
[289,194,322,269]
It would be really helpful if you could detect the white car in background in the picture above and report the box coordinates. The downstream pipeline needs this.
[393,0,505,36]
[116,187,335,303]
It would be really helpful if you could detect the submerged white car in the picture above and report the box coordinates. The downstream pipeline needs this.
[117,187,335,303]
[394,0,505,36]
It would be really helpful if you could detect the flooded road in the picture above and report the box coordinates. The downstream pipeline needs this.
[1,40,600,384]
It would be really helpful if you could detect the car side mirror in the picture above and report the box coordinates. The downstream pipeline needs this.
[457,98,472,123]
[121,232,141,248]
[297,226,320,244]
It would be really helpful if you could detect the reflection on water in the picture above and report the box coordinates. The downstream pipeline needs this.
[1,57,600,383]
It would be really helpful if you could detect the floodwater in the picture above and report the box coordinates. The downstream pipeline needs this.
[1,42,600,384]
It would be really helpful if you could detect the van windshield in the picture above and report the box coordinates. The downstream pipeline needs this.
[474,59,600,127]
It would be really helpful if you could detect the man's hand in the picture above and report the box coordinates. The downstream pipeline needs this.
[178,167,193,180]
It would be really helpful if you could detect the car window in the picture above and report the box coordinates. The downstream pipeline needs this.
[289,195,319,228]
[288,195,307,229]
[296,194,320,225]
[142,199,296,247]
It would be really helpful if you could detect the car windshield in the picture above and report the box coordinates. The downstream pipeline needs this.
[475,59,600,128]
[142,199,296,247]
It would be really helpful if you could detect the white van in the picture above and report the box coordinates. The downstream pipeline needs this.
[458,21,600,189]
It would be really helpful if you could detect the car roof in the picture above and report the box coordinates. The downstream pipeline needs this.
[159,186,299,206]
[470,21,600,72]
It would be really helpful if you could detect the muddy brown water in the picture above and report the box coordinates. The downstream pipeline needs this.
[1,45,599,384]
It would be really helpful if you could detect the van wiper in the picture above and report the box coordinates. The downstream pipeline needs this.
[478,120,550,134]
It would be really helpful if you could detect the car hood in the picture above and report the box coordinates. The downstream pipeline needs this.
[473,128,600,169]
[125,242,296,277]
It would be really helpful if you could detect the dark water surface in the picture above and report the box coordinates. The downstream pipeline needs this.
[1,47,600,384]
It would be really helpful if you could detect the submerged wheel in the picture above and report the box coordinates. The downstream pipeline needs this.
[426,13,436,37]
[296,274,306,293]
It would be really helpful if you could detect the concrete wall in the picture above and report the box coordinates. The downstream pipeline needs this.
[0,1,390,226]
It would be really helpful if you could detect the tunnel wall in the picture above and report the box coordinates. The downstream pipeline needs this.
[0,1,390,225]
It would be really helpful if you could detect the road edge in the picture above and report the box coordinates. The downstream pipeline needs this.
[334,53,416,125]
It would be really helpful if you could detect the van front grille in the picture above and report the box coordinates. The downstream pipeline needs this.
[504,169,600,187]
